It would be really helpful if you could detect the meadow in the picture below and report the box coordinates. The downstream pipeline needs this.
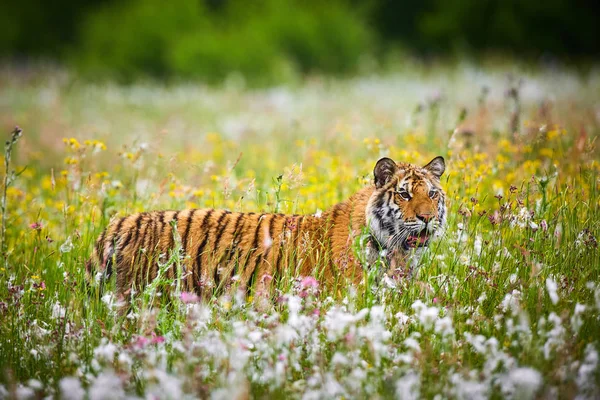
[0,65,599,399]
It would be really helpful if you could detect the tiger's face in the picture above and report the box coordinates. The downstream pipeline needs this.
[367,156,446,251]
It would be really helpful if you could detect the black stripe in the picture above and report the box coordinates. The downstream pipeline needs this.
[158,211,166,226]
[114,216,126,236]
[225,213,244,263]
[181,209,197,252]
[252,214,266,250]
[120,213,144,252]
[230,213,245,244]
[213,211,231,253]
[194,210,215,277]
[112,216,127,256]
[331,203,343,220]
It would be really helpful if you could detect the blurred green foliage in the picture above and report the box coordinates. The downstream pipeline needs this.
[74,0,372,83]
[0,0,598,83]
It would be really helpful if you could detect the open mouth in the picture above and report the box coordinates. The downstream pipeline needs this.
[406,230,431,248]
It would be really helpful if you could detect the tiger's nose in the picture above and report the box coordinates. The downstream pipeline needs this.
[416,213,434,223]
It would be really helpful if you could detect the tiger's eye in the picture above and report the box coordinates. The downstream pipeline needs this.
[398,191,411,200]
[429,190,437,198]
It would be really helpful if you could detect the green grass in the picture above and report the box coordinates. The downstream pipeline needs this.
[0,65,599,399]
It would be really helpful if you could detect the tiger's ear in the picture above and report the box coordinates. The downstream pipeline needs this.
[423,156,445,178]
[374,157,398,189]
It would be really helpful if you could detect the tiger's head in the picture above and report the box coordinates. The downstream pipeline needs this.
[366,156,446,251]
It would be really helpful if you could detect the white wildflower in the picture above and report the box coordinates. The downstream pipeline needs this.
[15,385,34,400]
[323,307,368,341]
[474,235,483,256]
[546,277,559,305]
[101,292,115,310]
[411,300,438,329]
[147,370,182,400]
[395,371,420,400]
[93,341,117,363]
[501,367,542,399]
[117,353,132,369]
[60,236,74,253]
[464,332,487,354]
[576,343,599,396]
[513,207,531,229]
[59,377,85,400]
[26,380,42,391]
[52,301,66,319]
[89,371,125,400]
[395,312,410,327]
[434,316,454,337]
[543,312,565,360]
[529,221,539,231]
[500,290,521,313]
[404,337,421,353]
[331,352,349,366]
[571,303,586,334]
[450,372,488,400]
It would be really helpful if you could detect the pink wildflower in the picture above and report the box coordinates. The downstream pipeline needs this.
[151,333,165,344]
[300,276,319,289]
[180,292,200,304]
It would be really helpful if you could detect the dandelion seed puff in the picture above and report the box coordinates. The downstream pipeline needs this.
[546,277,559,305]
[59,377,85,400]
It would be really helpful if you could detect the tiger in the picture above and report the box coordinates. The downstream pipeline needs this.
[85,156,446,305]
